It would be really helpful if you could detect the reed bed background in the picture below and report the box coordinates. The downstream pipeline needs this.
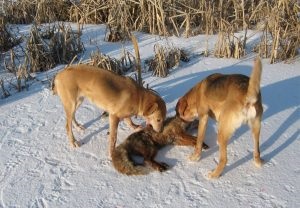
[0,0,299,97]
[1,0,298,60]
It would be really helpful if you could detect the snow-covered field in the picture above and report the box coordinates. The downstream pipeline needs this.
[0,24,299,208]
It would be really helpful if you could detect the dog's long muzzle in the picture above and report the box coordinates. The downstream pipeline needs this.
[153,125,163,133]
[146,122,163,133]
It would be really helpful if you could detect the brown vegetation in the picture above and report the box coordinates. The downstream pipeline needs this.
[0,0,298,98]
[25,23,84,72]
[2,0,298,61]
[0,22,22,52]
[253,1,299,63]
[146,44,189,78]
[88,50,132,75]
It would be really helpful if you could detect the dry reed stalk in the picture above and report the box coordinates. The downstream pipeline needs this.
[0,79,10,98]
[254,0,299,63]
[35,0,71,23]
[2,0,298,63]
[105,0,140,41]
[3,0,36,23]
[147,44,189,78]
[25,23,84,72]
[148,44,168,77]
[89,49,134,75]
[49,23,85,64]
[3,0,72,24]
[90,50,121,74]
[0,22,22,52]
[69,0,109,24]
[4,50,31,92]
[26,24,56,72]
[214,19,246,59]
[131,34,142,86]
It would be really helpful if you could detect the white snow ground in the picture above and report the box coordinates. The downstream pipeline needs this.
[0,24,299,208]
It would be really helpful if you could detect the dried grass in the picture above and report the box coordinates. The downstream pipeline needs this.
[253,1,300,63]
[69,0,109,24]
[3,50,32,92]
[26,23,84,72]
[0,22,22,52]
[147,44,189,77]
[89,49,135,75]
[3,0,71,24]
[0,79,10,98]
[48,23,85,64]
[214,20,247,59]
[2,0,299,64]
[26,24,56,72]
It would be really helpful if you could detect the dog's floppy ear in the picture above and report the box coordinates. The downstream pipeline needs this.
[143,103,158,116]
[176,98,187,116]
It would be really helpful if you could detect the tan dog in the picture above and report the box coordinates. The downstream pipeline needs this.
[112,116,209,175]
[176,58,263,179]
[52,64,166,157]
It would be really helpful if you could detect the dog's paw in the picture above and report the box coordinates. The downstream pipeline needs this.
[254,158,264,168]
[71,140,81,148]
[202,143,209,150]
[158,162,169,172]
[207,171,220,179]
[133,125,144,132]
[189,153,201,161]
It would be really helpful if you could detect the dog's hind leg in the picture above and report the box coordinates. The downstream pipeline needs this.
[207,107,242,179]
[250,117,263,167]
[73,97,85,132]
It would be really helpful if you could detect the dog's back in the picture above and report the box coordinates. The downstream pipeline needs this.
[201,58,263,123]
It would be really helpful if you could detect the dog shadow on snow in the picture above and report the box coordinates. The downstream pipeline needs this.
[154,63,300,176]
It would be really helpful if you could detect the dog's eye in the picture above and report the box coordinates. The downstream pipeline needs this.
[157,119,161,122]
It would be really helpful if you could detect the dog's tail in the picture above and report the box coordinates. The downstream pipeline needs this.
[111,144,150,175]
[246,57,262,104]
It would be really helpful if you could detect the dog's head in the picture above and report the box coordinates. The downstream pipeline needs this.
[176,96,198,122]
[143,96,166,133]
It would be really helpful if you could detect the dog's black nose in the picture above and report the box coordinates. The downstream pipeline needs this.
[146,124,153,129]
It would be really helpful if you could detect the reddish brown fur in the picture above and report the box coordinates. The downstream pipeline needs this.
[112,116,209,175]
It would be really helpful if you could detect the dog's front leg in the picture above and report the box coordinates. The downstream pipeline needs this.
[189,114,208,161]
[124,117,143,132]
[109,114,120,158]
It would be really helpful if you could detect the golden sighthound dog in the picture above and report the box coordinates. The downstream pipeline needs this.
[112,116,209,175]
[52,64,166,157]
[176,58,263,179]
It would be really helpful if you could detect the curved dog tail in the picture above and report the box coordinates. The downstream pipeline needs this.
[246,57,262,104]
[111,144,150,176]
